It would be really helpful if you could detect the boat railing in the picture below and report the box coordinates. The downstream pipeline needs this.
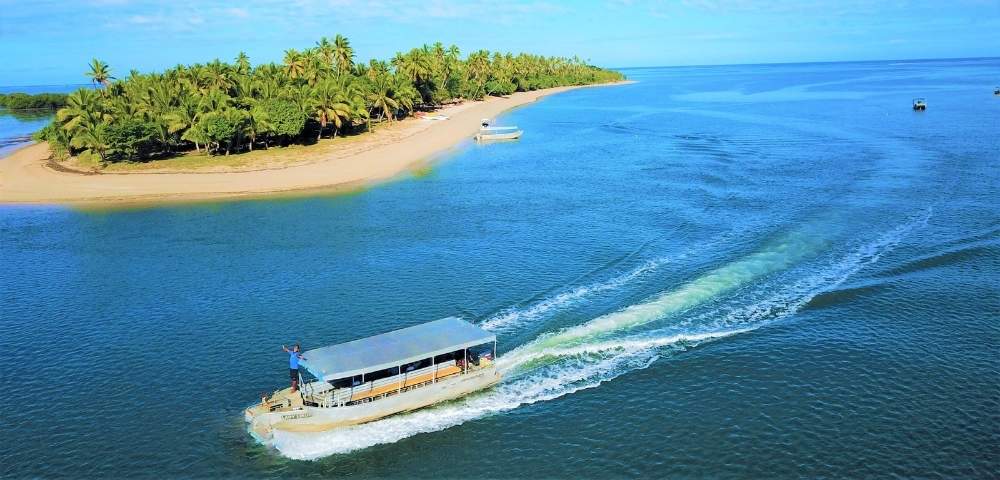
[308,359,467,407]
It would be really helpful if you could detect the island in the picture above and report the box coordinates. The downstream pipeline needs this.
[0,36,627,205]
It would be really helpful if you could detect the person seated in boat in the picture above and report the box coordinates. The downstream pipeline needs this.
[282,344,305,392]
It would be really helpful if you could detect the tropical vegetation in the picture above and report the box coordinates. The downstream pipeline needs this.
[34,36,624,165]
[0,92,68,110]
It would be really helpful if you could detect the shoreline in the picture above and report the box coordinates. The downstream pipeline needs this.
[0,81,632,206]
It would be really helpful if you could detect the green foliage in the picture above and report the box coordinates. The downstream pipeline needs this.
[199,110,250,154]
[104,118,159,161]
[0,92,68,109]
[253,99,306,140]
[40,36,624,167]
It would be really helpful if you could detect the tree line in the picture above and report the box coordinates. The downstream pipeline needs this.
[34,36,624,165]
[0,92,68,110]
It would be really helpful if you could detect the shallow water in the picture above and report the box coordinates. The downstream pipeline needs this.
[1,59,998,478]
[0,84,84,156]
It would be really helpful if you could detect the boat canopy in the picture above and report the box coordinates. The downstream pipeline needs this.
[300,317,496,381]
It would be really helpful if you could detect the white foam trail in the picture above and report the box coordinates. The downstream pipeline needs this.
[268,211,930,460]
[513,227,829,354]
[480,229,753,333]
[498,328,752,373]
[708,208,931,331]
[480,256,669,332]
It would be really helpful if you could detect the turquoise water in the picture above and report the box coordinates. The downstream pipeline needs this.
[1,59,998,478]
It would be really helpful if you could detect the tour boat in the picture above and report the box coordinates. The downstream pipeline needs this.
[912,98,927,111]
[245,317,500,444]
[475,118,523,141]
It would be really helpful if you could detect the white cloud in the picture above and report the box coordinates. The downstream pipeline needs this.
[291,0,563,22]
[126,14,162,24]
[226,7,250,18]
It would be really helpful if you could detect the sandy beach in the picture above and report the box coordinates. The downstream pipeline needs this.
[0,82,628,205]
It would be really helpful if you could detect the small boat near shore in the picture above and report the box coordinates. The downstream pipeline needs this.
[476,118,523,141]
[245,317,500,445]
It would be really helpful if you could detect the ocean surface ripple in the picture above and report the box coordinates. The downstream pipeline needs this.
[1,59,998,478]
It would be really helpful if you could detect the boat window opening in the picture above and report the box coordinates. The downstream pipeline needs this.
[328,375,362,389]
[467,342,495,366]
[433,351,461,364]
[364,366,400,383]
[402,357,433,373]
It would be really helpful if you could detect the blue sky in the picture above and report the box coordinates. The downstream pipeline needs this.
[1,0,998,86]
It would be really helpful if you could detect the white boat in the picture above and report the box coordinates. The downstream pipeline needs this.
[245,317,500,444]
[475,118,523,141]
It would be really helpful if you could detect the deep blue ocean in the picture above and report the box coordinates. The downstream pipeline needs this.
[1,59,998,478]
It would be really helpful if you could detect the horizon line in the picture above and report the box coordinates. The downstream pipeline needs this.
[1,55,997,89]
[613,55,1000,71]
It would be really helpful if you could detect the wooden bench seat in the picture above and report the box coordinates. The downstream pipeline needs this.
[345,362,465,403]
[403,371,435,388]
[350,381,403,402]
[435,365,462,379]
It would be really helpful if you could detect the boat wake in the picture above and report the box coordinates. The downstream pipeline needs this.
[480,227,759,333]
[480,255,669,333]
[268,211,929,460]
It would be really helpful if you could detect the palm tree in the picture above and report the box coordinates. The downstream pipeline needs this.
[366,77,399,123]
[315,37,335,66]
[199,89,232,115]
[86,58,113,87]
[302,54,327,87]
[249,102,274,149]
[311,80,354,140]
[392,50,431,86]
[289,85,313,118]
[182,122,208,155]
[205,60,233,92]
[67,117,109,165]
[392,75,420,115]
[57,89,108,133]
[465,50,491,99]
[333,34,354,74]
[225,108,251,154]
[165,97,202,152]
[235,52,251,75]
[283,49,306,80]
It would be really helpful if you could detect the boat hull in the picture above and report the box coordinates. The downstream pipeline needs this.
[475,130,523,141]
[246,367,501,443]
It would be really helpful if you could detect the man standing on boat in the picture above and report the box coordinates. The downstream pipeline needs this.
[282,344,305,392]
